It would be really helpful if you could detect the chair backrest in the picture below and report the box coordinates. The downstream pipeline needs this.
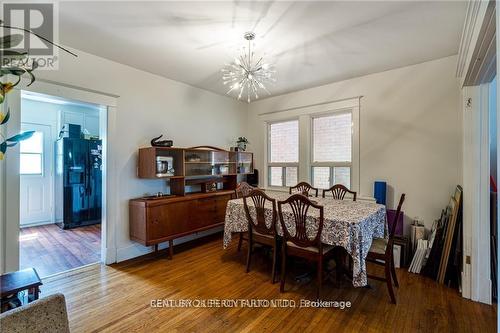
[278,194,324,249]
[388,193,406,243]
[322,184,357,201]
[235,181,255,198]
[289,182,319,197]
[243,189,277,236]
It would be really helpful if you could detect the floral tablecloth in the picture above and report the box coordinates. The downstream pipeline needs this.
[223,191,386,287]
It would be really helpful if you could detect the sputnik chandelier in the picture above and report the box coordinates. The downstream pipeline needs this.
[221,32,275,103]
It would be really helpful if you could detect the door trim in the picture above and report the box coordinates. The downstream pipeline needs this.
[1,80,119,273]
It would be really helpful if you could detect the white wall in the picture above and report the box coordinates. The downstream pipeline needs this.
[247,55,462,231]
[29,48,247,261]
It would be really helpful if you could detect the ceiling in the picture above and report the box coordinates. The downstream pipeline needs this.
[59,1,467,100]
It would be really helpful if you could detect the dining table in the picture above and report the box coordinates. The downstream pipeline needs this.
[223,190,387,287]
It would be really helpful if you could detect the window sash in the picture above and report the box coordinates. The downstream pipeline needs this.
[268,165,299,188]
[20,152,43,175]
[311,111,352,164]
[267,120,299,164]
[311,165,352,189]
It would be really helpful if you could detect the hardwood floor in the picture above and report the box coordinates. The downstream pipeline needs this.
[40,235,496,332]
[20,224,101,278]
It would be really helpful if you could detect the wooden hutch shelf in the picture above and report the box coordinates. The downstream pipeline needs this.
[131,146,253,259]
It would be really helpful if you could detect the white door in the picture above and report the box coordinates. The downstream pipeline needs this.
[19,123,53,226]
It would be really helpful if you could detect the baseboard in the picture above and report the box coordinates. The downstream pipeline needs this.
[115,226,224,263]
[20,220,55,228]
[462,264,471,299]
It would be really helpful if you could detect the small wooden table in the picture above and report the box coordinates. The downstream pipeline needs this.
[1,268,42,312]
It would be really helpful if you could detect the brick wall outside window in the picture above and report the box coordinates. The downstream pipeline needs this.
[313,113,351,163]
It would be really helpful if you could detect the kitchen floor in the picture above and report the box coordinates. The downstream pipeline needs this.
[20,224,101,278]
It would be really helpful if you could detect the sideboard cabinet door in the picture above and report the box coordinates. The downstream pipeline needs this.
[147,201,192,241]
[215,194,231,223]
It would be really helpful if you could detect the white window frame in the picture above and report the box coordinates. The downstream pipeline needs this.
[261,98,360,192]
[310,111,353,190]
[267,119,299,188]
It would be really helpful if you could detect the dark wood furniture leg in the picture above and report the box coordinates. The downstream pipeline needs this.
[168,240,174,260]
[317,256,323,300]
[237,233,244,252]
[385,260,396,303]
[391,260,399,287]
[245,235,252,273]
[280,244,286,293]
[271,239,278,284]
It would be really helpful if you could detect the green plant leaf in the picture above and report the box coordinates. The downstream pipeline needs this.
[0,108,10,125]
[1,141,6,154]
[0,34,24,49]
[1,67,27,76]
[6,130,35,143]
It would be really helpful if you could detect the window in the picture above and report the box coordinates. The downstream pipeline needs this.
[20,131,43,175]
[267,120,299,187]
[311,112,352,189]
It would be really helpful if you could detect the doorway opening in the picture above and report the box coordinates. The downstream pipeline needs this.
[19,91,106,278]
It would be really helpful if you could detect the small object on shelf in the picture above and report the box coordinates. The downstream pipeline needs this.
[151,135,173,147]
[236,137,249,151]
[186,153,202,162]
[203,182,218,193]
[156,156,175,177]
[218,165,229,175]
[1,294,22,312]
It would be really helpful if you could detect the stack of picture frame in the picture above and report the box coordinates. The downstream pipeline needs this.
[422,185,462,286]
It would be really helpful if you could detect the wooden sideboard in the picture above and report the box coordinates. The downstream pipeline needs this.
[130,146,253,259]
[129,190,233,259]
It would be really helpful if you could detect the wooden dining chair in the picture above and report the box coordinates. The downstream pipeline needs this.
[243,189,279,283]
[235,182,256,252]
[289,182,319,197]
[322,184,357,201]
[366,193,405,304]
[277,194,335,299]
[235,181,255,199]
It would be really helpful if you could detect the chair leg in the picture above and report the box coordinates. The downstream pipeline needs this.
[385,260,396,304]
[317,256,323,300]
[280,244,287,293]
[237,233,244,252]
[245,238,252,273]
[334,250,343,285]
[390,257,399,288]
[271,242,278,284]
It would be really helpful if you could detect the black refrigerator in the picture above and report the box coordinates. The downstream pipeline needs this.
[55,137,102,229]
